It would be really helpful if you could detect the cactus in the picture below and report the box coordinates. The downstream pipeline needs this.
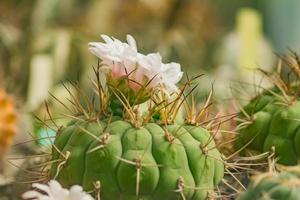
[46,73,225,200]
[239,166,300,200]
[235,54,300,165]
[50,117,224,200]
[42,35,225,200]
[0,88,17,164]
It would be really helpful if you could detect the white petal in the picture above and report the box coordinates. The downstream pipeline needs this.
[147,53,162,65]
[138,53,162,73]
[88,47,105,60]
[22,190,47,199]
[134,66,145,84]
[48,180,63,191]
[112,37,125,51]
[126,34,137,51]
[100,34,114,44]
[105,54,122,62]
[23,180,94,200]
[88,42,111,60]
[88,43,108,53]
[32,183,51,195]
[162,63,183,84]
[48,181,69,199]
[69,185,94,200]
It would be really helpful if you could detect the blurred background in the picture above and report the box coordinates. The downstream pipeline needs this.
[1,0,300,199]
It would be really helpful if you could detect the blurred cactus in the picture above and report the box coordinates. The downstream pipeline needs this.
[239,166,300,200]
[214,8,274,99]
[261,0,300,53]
[0,88,17,169]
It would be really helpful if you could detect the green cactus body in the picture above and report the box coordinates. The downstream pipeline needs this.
[50,119,224,200]
[239,168,300,200]
[236,93,300,165]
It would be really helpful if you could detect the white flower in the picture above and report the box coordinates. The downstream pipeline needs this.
[88,34,138,78]
[138,53,183,94]
[22,180,94,200]
[88,34,183,94]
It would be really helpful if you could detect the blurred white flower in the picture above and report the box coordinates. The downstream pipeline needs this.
[22,180,94,200]
[88,34,183,94]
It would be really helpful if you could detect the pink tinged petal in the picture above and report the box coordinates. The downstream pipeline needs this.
[128,67,145,91]
[124,63,136,76]
[148,75,161,88]
[135,67,145,84]
[128,81,141,91]
[111,63,121,78]
[123,59,137,74]
[111,62,126,78]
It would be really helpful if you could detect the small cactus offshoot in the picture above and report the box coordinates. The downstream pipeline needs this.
[235,52,300,165]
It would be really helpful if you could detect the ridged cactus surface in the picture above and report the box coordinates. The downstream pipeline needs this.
[235,94,300,165]
[50,119,224,200]
[239,167,300,200]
